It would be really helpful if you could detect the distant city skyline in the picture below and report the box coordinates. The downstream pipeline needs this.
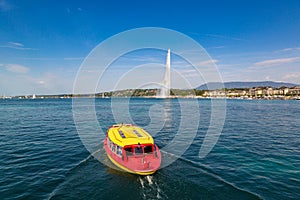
[1,0,300,95]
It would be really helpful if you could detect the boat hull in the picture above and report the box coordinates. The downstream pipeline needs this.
[104,137,161,175]
[106,151,157,175]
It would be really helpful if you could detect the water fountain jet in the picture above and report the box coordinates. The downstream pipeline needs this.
[157,49,171,98]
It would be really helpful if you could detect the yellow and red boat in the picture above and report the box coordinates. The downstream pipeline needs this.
[104,124,161,175]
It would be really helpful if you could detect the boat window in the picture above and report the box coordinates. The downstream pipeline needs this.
[116,146,122,157]
[134,146,143,155]
[144,145,153,154]
[118,130,126,138]
[133,130,142,137]
[108,138,113,149]
[124,147,132,156]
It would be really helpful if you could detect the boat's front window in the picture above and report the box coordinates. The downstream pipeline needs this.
[144,145,153,154]
[123,144,154,157]
[134,146,143,155]
[124,147,133,156]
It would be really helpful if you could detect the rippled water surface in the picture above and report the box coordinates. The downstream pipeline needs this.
[0,98,299,200]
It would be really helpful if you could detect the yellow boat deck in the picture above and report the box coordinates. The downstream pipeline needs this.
[107,124,154,147]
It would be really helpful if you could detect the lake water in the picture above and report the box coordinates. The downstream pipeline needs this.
[0,98,299,200]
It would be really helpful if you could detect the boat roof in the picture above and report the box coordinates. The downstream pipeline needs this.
[107,124,154,147]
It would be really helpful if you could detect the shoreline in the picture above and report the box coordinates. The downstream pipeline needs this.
[2,95,300,100]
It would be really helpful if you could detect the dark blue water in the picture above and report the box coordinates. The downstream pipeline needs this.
[0,98,299,200]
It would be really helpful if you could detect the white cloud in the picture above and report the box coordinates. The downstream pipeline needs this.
[220,60,300,84]
[33,73,71,91]
[121,54,163,63]
[0,42,37,50]
[282,72,300,83]
[197,59,218,66]
[8,42,24,47]
[281,47,300,52]
[0,70,75,96]
[3,64,30,73]
[178,69,200,78]
[23,57,55,61]
[204,33,247,41]
[63,57,85,61]
[208,46,225,49]
[37,80,45,85]
[253,57,300,67]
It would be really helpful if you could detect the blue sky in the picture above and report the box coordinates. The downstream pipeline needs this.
[0,0,300,95]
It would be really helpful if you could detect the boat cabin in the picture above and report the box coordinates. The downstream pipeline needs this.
[104,124,161,175]
[106,135,158,161]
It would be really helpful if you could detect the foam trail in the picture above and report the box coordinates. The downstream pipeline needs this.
[139,177,144,188]
[137,175,165,200]
[146,175,153,185]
